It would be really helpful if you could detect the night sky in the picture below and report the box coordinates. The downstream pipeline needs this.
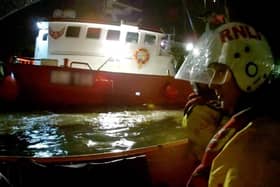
[0,0,279,61]
[227,0,279,57]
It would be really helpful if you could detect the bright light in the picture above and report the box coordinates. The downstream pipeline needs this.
[102,41,126,59]
[111,138,134,150]
[135,91,141,96]
[86,140,97,147]
[160,39,168,49]
[11,73,15,79]
[185,42,194,51]
[192,47,200,56]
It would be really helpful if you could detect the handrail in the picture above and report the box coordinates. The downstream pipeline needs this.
[13,56,42,63]
[70,61,92,70]
[14,57,36,65]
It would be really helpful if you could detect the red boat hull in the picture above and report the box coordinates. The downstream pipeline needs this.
[2,63,192,110]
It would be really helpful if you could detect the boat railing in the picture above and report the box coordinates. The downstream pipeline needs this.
[14,56,35,65]
[12,57,94,70]
[13,57,57,67]
[70,61,92,70]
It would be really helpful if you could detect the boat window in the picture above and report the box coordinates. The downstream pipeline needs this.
[126,32,139,43]
[144,34,156,45]
[86,28,101,39]
[43,33,48,41]
[106,30,120,41]
[65,26,81,38]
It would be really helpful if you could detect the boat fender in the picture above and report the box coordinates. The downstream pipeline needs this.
[0,75,19,102]
[165,83,179,99]
[133,48,150,68]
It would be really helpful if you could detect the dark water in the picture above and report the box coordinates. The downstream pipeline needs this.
[0,109,188,158]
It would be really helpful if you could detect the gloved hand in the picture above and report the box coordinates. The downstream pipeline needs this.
[184,92,206,115]
[184,92,222,116]
[182,92,225,160]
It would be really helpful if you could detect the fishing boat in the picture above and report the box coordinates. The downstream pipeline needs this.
[0,8,192,111]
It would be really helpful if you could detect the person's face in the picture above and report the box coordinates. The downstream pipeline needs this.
[208,64,242,115]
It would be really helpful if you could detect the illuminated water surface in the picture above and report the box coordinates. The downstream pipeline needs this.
[0,109,188,157]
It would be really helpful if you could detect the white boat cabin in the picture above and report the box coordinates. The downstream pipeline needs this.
[34,17,176,76]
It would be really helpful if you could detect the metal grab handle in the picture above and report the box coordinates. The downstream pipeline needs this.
[70,61,92,70]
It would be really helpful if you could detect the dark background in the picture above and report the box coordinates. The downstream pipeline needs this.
[0,0,278,62]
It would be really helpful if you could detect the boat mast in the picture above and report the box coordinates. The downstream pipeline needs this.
[182,0,197,34]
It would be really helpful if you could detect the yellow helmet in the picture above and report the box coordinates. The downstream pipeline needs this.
[176,22,274,92]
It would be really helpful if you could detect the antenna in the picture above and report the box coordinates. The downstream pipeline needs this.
[224,0,230,22]
[0,0,41,21]
[182,0,197,34]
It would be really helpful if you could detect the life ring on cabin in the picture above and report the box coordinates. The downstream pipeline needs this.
[133,48,150,68]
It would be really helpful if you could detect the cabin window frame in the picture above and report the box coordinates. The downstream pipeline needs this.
[106,30,121,41]
[65,26,81,38]
[144,34,156,45]
[86,27,102,39]
[125,32,139,44]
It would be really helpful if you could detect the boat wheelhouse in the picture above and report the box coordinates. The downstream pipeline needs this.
[34,18,176,76]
